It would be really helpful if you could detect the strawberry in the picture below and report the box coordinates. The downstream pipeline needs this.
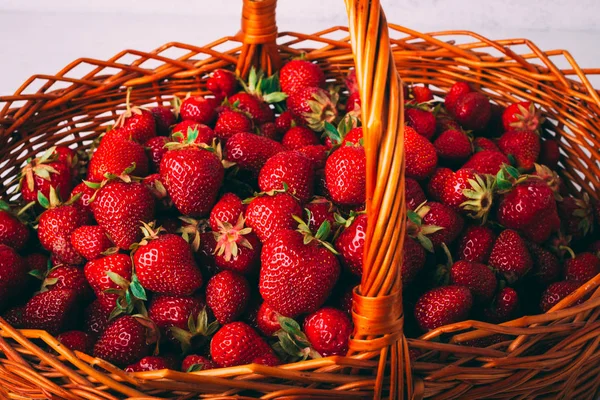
[259,151,315,203]
[282,126,320,150]
[181,355,217,372]
[258,122,279,140]
[57,330,94,354]
[148,294,203,337]
[20,149,73,205]
[402,236,426,287]
[303,307,352,356]
[142,173,171,210]
[484,287,519,323]
[457,225,496,263]
[426,168,453,201]
[2,306,25,328]
[53,146,78,177]
[145,136,169,172]
[498,130,540,172]
[213,215,261,275]
[564,252,600,283]
[245,192,302,242]
[171,122,216,145]
[209,193,245,231]
[275,110,302,136]
[462,150,510,175]
[496,178,560,243]
[24,253,48,275]
[225,132,284,175]
[436,113,461,135]
[133,227,203,296]
[405,126,438,180]
[256,302,282,336]
[207,69,238,100]
[405,178,426,211]
[279,60,325,95]
[558,195,594,238]
[0,204,29,251]
[527,242,561,285]
[453,92,491,131]
[305,197,336,235]
[345,70,358,94]
[419,202,464,248]
[71,225,114,261]
[84,296,112,337]
[93,315,151,366]
[228,93,274,124]
[325,144,366,205]
[502,101,542,132]
[84,253,132,308]
[87,136,149,182]
[297,145,329,170]
[125,356,173,372]
[441,169,494,222]
[405,108,436,140]
[414,285,473,331]
[434,129,472,163]
[23,289,78,334]
[0,246,28,311]
[286,87,337,131]
[210,322,277,367]
[444,82,472,115]
[110,107,156,144]
[214,109,253,141]
[41,265,92,300]
[345,92,361,113]
[539,138,560,169]
[260,229,340,317]
[206,271,250,324]
[409,86,434,104]
[91,181,155,249]
[179,96,218,125]
[450,260,497,303]
[70,182,96,214]
[150,106,176,136]
[473,137,499,152]
[335,214,366,277]
[489,229,532,283]
[540,281,582,312]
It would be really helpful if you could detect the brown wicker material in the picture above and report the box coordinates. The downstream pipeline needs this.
[1,0,600,398]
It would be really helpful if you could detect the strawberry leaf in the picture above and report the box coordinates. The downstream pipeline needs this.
[186,363,205,373]
[130,274,147,301]
[37,191,50,209]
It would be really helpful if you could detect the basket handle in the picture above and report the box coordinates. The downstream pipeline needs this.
[238,1,409,397]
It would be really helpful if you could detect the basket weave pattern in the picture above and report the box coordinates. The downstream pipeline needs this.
[1,0,600,398]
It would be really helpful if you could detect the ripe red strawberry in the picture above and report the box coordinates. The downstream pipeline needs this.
[24,253,48,275]
[23,289,78,334]
[181,355,217,372]
[473,137,499,152]
[210,322,277,367]
[93,315,150,366]
[229,93,274,124]
[405,126,438,180]
[148,295,203,336]
[2,306,25,328]
[565,252,600,283]
[345,70,358,94]
[540,281,582,312]
[70,182,96,214]
[87,136,149,182]
[53,146,78,177]
[209,193,245,231]
[303,307,352,356]
[0,207,29,251]
[304,197,336,234]
[414,285,473,331]
[206,271,250,324]
[436,113,461,135]
[225,132,285,175]
[282,126,320,150]
[150,106,176,136]
[345,91,361,113]
[207,69,238,100]
[171,121,216,145]
[84,253,132,305]
[462,150,510,175]
[145,136,169,172]
[57,330,94,354]
[405,108,436,140]
[558,195,594,238]
[420,202,464,248]
[489,229,532,283]
[405,178,426,211]
[214,109,253,141]
[20,154,73,205]
[125,356,173,372]
[539,138,560,169]
[402,236,426,287]
[410,86,434,104]
[286,87,337,131]
[496,179,560,243]
[260,229,340,317]
[498,130,540,172]
[441,168,494,222]
[275,111,302,136]
[450,261,497,303]
[434,129,472,163]
[111,106,157,144]
[179,96,218,125]
[457,225,496,263]
[502,101,542,132]
[133,231,203,295]
[142,173,171,211]
[484,287,519,323]
[91,181,155,249]
[325,144,366,205]
[71,225,114,261]
[160,144,224,217]
[426,167,452,201]
[84,296,113,337]
[259,151,315,203]
[297,145,329,170]
[453,92,491,131]
[335,214,366,277]
[527,242,561,285]
[279,60,325,94]
[245,192,302,242]
[256,302,282,336]
[0,246,28,310]
[213,216,261,275]
[444,82,472,115]
[42,265,92,300]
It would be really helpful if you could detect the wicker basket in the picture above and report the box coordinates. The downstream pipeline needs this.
[1,0,600,398]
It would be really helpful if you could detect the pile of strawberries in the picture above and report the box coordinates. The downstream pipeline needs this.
[1,58,599,372]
